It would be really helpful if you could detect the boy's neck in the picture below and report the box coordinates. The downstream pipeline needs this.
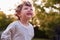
[19,19,29,26]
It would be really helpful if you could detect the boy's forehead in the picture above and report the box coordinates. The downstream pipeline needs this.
[22,5,32,8]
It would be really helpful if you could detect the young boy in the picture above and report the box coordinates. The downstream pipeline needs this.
[1,1,34,40]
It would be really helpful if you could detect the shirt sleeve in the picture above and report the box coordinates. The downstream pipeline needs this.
[1,22,15,40]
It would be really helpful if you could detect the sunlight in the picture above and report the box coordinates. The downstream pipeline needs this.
[0,0,33,15]
[0,0,59,15]
[0,0,21,15]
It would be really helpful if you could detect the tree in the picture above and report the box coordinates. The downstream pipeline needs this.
[0,11,7,30]
[0,11,16,30]
[31,0,60,39]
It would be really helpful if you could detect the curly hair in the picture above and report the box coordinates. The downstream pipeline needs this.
[15,1,32,20]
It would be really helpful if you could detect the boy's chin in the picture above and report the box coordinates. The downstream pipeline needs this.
[28,15,32,18]
[27,16,32,19]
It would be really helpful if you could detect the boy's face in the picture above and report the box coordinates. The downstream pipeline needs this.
[20,5,33,19]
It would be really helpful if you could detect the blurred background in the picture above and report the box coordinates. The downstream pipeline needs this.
[0,0,60,40]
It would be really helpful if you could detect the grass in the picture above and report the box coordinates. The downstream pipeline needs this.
[33,38,50,40]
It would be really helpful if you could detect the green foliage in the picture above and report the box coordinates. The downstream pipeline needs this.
[41,13,60,38]
[0,11,16,30]
[32,0,60,39]
[0,11,7,30]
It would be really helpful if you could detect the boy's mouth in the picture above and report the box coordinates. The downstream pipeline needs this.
[27,13,32,15]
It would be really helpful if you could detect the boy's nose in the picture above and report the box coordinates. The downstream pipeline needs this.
[28,9,32,12]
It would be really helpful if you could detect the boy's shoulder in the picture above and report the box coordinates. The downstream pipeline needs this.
[7,20,18,28]
[9,20,18,25]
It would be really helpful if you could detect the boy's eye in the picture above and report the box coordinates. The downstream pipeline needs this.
[30,9,33,11]
[24,8,28,10]
[24,8,33,11]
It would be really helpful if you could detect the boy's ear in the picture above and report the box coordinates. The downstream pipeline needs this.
[18,13,22,17]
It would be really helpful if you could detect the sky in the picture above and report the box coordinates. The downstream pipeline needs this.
[0,0,33,15]
[0,0,22,15]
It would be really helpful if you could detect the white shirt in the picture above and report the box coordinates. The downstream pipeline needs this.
[1,20,34,40]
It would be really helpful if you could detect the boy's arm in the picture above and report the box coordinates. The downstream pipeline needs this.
[1,23,15,40]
